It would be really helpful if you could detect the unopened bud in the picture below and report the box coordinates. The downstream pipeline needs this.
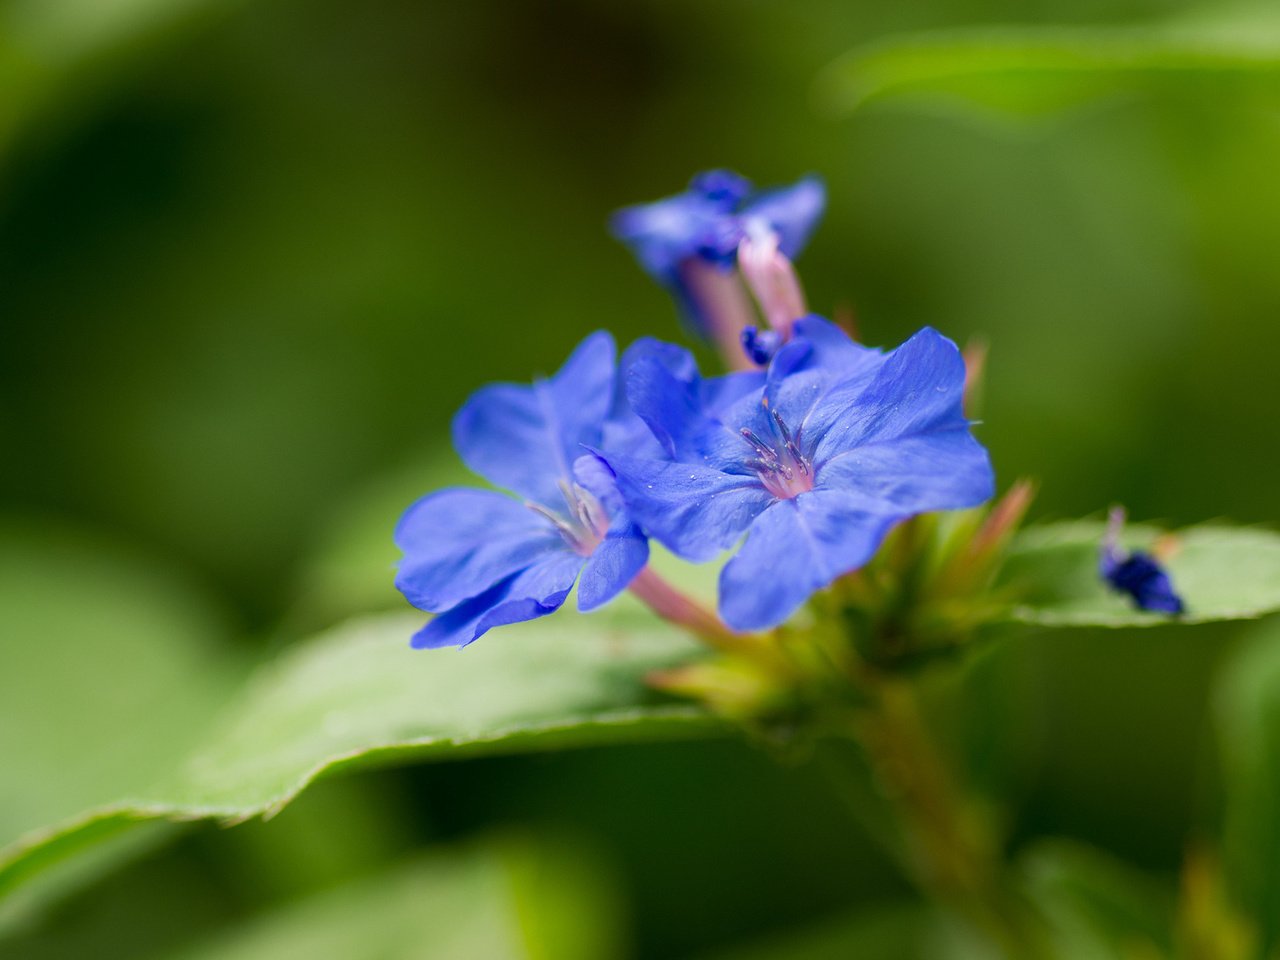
[737,225,808,338]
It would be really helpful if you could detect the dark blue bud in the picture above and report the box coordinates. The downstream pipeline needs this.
[1099,508,1185,615]
[741,326,784,366]
[1101,551,1185,614]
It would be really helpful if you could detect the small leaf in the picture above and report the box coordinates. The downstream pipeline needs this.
[998,522,1280,628]
[160,834,624,960]
[817,12,1280,119]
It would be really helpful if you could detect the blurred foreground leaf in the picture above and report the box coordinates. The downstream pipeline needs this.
[0,522,716,909]
[697,900,1013,960]
[163,834,623,960]
[999,522,1280,628]
[0,0,240,156]
[819,10,1280,118]
[0,519,240,928]
[1018,839,1174,958]
[1216,617,1280,954]
[697,902,932,960]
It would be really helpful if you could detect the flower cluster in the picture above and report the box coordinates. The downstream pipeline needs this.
[396,314,993,644]
[396,169,1183,652]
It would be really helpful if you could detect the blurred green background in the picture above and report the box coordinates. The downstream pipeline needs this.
[3,0,1279,956]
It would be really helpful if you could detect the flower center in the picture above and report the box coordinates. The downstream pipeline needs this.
[740,409,814,499]
[527,481,610,556]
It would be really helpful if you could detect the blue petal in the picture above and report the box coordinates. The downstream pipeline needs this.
[570,452,650,610]
[395,488,563,612]
[812,327,970,464]
[572,452,624,514]
[604,337,698,457]
[708,316,884,452]
[610,193,722,282]
[790,315,883,376]
[718,492,897,631]
[624,353,707,459]
[411,551,583,649]
[452,331,616,507]
[618,337,698,394]
[767,317,883,426]
[605,454,772,562]
[814,430,995,515]
[690,169,753,208]
[577,520,649,611]
[740,175,826,258]
[624,353,763,470]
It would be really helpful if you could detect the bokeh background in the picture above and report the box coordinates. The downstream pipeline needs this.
[3,0,1279,957]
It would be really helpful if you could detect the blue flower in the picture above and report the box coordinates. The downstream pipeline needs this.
[603,316,996,631]
[395,332,650,648]
[1099,508,1185,614]
[610,171,825,341]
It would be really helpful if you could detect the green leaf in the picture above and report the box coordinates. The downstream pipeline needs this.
[998,522,1280,628]
[1216,617,1280,953]
[146,611,714,817]
[161,834,624,960]
[817,11,1280,119]
[0,518,242,924]
[0,521,718,908]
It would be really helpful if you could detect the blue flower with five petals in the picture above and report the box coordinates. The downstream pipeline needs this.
[603,316,996,631]
[610,170,825,340]
[395,333,651,648]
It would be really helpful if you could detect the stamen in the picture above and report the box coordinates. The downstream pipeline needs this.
[572,483,609,538]
[739,410,815,499]
[771,409,793,444]
[525,501,578,540]
[740,428,779,463]
[556,478,577,511]
[526,481,610,556]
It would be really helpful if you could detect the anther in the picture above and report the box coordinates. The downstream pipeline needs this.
[525,501,577,540]
[771,409,793,444]
[740,428,779,463]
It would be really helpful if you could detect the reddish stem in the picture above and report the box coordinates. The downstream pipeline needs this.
[628,565,738,650]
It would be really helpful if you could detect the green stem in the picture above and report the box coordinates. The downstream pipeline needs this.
[841,672,1048,958]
